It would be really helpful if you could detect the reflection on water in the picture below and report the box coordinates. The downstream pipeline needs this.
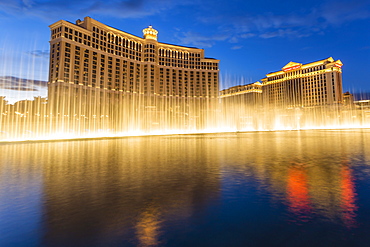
[286,165,311,220]
[284,163,358,227]
[136,206,162,247]
[340,166,357,228]
[0,130,370,246]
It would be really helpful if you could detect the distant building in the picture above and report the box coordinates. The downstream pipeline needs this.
[354,100,370,109]
[13,100,33,114]
[0,96,7,109]
[220,82,262,98]
[221,57,344,109]
[261,57,343,108]
[219,58,346,130]
[219,82,262,111]
[343,92,354,107]
[219,82,263,129]
[13,97,47,116]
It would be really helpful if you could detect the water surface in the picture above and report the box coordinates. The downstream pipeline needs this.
[1,130,370,246]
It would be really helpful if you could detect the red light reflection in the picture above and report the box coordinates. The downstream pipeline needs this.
[340,166,357,227]
[286,166,311,218]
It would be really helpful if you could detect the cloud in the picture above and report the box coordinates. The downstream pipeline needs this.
[301,47,312,51]
[0,76,47,92]
[179,0,370,46]
[320,0,370,25]
[259,29,311,39]
[1,0,369,48]
[0,0,192,20]
[231,45,242,50]
[176,31,229,48]
[240,33,256,39]
[27,50,49,58]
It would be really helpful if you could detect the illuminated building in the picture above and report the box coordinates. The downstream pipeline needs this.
[355,99,370,109]
[221,57,344,109]
[220,82,262,98]
[47,17,219,132]
[219,82,262,129]
[343,92,354,107]
[219,82,262,111]
[219,58,345,130]
[261,57,343,108]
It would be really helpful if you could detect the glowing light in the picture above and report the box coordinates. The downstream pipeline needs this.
[283,65,301,72]
[340,166,357,228]
[287,166,311,212]
[143,26,158,41]
[0,18,367,143]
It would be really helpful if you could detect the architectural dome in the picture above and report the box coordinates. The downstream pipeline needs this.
[143,25,158,41]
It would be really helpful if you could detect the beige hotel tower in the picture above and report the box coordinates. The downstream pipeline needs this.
[48,17,220,132]
[261,57,344,108]
[221,57,344,108]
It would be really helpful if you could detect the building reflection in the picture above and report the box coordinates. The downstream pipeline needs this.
[286,164,311,219]
[29,137,220,246]
[283,162,357,227]
[0,130,369,245]
[136,206,162,246]
[219,131,365,227]
[340,165,357,227]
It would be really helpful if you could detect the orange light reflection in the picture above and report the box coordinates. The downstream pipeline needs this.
[286,165,311,219]
[340,166,358,228]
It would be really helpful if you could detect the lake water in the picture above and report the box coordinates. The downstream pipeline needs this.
[1,130,370,247]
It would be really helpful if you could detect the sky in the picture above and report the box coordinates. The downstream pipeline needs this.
[0,0,370,103]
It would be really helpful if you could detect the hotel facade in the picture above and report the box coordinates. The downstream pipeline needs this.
[48,17,220,132]
[221,57,344,108]
[219,82,263,129]
[261,57,343,108]
[220,57,345,130]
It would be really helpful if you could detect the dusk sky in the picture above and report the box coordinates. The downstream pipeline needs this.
[0,0,370,102]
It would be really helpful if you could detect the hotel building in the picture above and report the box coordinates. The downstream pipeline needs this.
[220,82,262,100]
[221,57,343,109]
[261,57,343,108]
[47,17,219,132]
[220,58,344,130]
[219,82,263,129]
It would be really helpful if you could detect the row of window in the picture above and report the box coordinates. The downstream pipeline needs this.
[267,65,329,82]
[50,42,218,97]
[51,24,219,70]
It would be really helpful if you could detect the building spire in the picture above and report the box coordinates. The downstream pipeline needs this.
[143,25,158,41]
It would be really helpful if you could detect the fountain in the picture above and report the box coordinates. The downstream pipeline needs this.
[0,76,369,142]
[1,17,369,142]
